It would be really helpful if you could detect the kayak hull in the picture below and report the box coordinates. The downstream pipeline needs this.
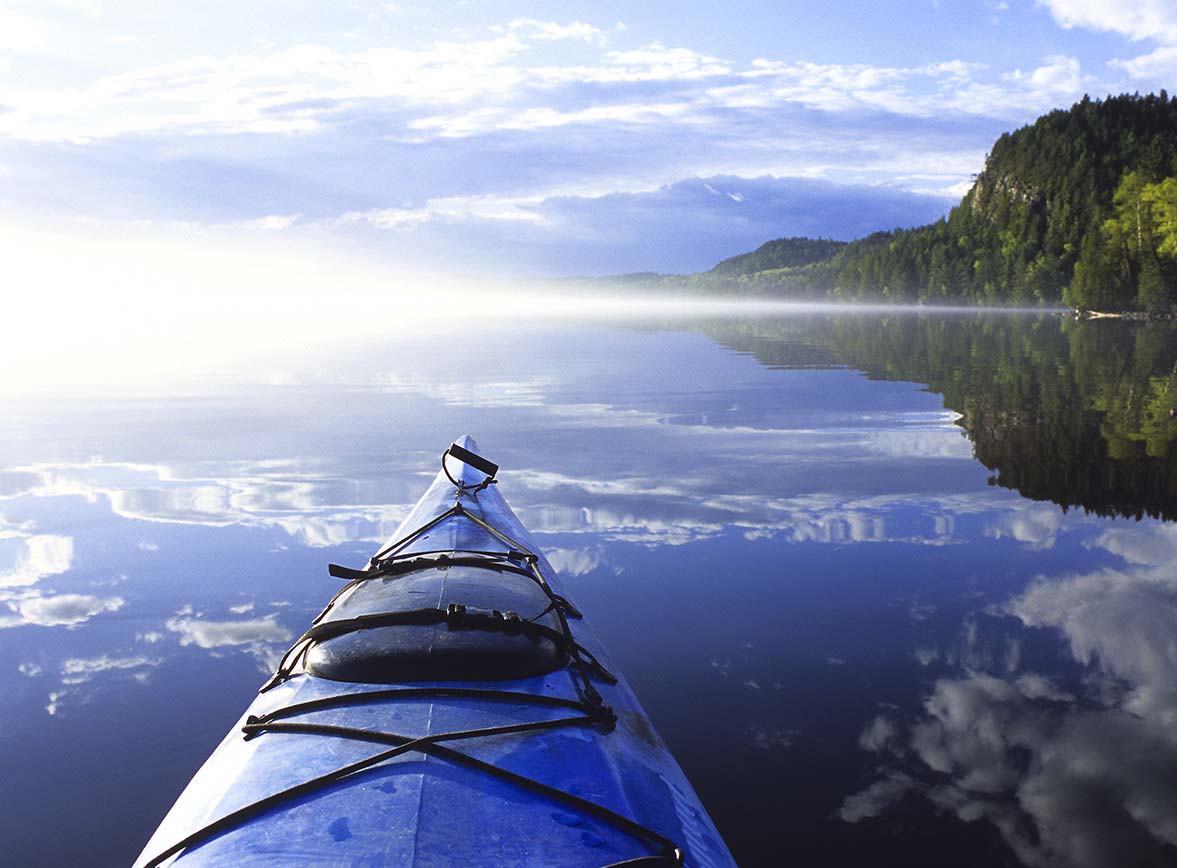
[134,438,737,868]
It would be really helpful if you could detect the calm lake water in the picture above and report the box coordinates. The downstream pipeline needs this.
[3,308,1176,867]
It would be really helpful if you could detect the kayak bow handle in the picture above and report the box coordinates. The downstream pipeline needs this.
[443,442,499,493]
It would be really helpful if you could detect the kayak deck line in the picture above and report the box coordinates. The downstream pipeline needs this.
[361,499,583,618]
[135,438,737,868]
[145,698,680,868]
[264,497,611,697]
[368,447,512,564]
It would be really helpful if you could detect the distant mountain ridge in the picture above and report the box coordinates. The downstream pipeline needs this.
[707,237,847,277]
[630,93,1177,312]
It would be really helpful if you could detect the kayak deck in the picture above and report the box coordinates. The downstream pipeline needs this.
[134,438,737,868]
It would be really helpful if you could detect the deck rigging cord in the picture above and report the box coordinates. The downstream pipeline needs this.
[141,444,686,868]
[141,688,682,867]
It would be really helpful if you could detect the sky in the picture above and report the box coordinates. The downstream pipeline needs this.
[1,0,1177,286]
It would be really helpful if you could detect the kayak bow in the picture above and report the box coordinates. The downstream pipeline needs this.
[135,437,738,868]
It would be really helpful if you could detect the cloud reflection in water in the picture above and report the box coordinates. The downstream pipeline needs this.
[1,593,125,628]
[842,521,1177,867]
[0,533,75,588]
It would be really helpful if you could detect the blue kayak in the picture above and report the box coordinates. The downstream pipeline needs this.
[134,437,738,868]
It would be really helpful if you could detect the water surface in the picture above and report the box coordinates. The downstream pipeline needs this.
[2,309,1176,867]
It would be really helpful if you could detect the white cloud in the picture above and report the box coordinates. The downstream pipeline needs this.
[1112,44,1177,78]
[0,534,75,588]
[864,426,975,460]
[859,715,901,753]
[0,20,613,142]
[984,504,1064,550]
[410,100,693,139]
[604,42,730,79]
[502,18,607,46]
[901,672,1177,865]
[60,654,156,685]
[245,214,302,231]
[345,194,550,228]
[108,485,237,527]
[847,521,1177,864]
[3,592,124,627]
[1038,0,1177,43]
[545,545,609,577]
[1089,523,1177,566]
[840,772,917,822]
[266,513,395,547]
[1006,567,1177,717]
[377,371,553,406]
[740,55,1080,119]
[1014,672,1073,702]
[1003,54,1085,94]
[0,16,1097,149]
[7,459,406,548]
[166,612,293,675]
[166,614,291,648]
[43,652,159,716]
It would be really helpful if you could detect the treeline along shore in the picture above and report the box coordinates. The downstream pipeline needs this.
[588,93,1177,314]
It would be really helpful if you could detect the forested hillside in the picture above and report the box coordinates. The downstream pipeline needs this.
[696,93,1177,311]
[708,237,846,277]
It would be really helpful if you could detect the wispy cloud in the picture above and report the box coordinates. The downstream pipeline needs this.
[1039,0,1177,82]
[0,20,612,143]
[43,653,159,715]
[0,27,1097,144]
[1,592,124,628]
[0,11,1129,276]
[1038,0,1177,43]
[1111,45,1177,78]
[166,611,293,674]
[4,459,409,547]
[166,614,291,648]
[0,6,1162,277]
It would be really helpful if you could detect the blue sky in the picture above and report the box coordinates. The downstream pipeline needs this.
[2,0,1177,279]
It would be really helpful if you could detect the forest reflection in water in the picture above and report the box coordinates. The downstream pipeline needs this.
[1,308,1176,868]
[701,313,1177,521]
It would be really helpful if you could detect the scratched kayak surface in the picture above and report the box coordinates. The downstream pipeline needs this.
[134,437,736,868]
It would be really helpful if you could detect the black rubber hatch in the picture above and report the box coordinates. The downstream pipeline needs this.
[304,564,567,683]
